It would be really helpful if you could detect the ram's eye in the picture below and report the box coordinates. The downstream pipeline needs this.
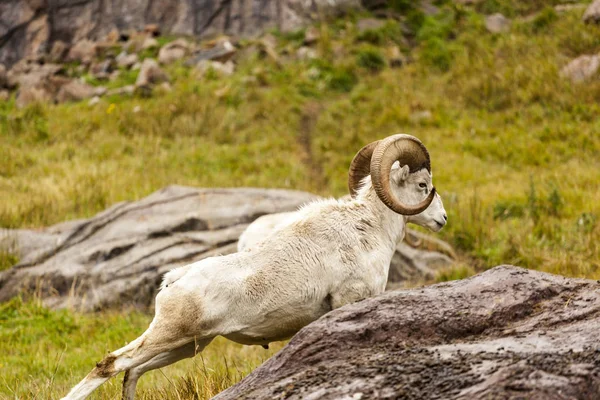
[419,183,427,189]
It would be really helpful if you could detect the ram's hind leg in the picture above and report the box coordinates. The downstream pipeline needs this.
[122,337,214,400]
[62,324,194,400]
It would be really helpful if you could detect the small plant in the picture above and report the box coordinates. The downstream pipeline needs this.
[0,250,19,272]
[531,7,558,32]
[420,37,453,71]
[388,0,415,13]
[327,66,358,92]
[527,176,540,224]
[577,213,597,234]
[416,13,458,71]
[356,47,386,72]
[356,21,404,46]
[546,185,562,217]
[493,200,525,220]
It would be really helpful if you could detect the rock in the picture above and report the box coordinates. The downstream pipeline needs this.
[116,52,139,69]
[8,62,63,89]
[296,46,317,61]
[560,54,600,83]
[195,60,236,77]
[258,34,280,63]
[144,24,161,37]
[410,110,433,123]
[215,266,600,400]
[141,37,159,50]
[0,186,319,311]
[55,80,97,103]
[94,42,120,59]
[93,86,107,97]
[103,29,120,44]
[158,38,191,64]
[135,58,169,88]
[386,45,405,68]
[66,39,97,64]
[15,85,52,108]
[0,90,9,101]
[49,40,69,63]
[485,13,511,33]
[109,70,121,81]
[157,82,173,93]
[1,1,365,69]
[0,64,6,88]
[357,18,385,33]
[187,40,236,65]
[555,4,587,14]
[88,95,101,106]
[106,85,135,97]
[11,63,67,107]
[420,0,439,16]
[583,0,600,23]
[89,60,114,80]
[304,26,320,45]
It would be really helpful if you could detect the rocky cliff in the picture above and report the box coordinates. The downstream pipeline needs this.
[0,0,363,68]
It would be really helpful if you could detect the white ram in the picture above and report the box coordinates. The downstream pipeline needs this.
[62,134,447,400]
[237,191,446,252]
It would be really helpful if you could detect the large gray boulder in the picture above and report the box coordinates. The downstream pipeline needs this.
[0,0,362,69]
[0,186,318,310]
[214,266,600,400]
[0,186,454,311]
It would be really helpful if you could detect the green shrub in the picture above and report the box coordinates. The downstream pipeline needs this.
[388,0,416,13]
[420,36,453,71]
[531,7,558,33]
[416,13,458,71]
[356,47,386,72]
[327,66,358,92]
[356,21,404,46]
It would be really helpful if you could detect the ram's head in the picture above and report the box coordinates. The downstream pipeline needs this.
[348,134,447,232]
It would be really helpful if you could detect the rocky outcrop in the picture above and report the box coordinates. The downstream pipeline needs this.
[215,266,600,399]
[560,54,600,83]
[0,0,363,69]
[0,186,318,310]
[583,0,600,23]
[485,13,510,34]
[0,186,454,311]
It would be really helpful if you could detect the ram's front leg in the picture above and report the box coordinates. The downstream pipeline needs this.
[330,280,374,310]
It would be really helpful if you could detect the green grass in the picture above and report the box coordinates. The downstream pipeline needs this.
[2,2,600,398]
[0,297,285,399]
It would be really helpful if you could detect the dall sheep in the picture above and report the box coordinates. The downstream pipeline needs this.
[62,134,447,400]
[237,187,446,252]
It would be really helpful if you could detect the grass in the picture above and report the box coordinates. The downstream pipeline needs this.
[0,296,285,399]
[1,1,600,398]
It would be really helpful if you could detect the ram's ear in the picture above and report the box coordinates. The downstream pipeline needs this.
[392,165,410,185]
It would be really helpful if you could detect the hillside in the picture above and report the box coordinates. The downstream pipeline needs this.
[1,0,600,398]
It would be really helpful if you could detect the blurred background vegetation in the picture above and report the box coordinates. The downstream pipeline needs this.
[1,0,600,398]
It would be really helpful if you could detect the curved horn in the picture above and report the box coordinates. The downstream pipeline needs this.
[348,140,379,197]
[370,134,436,215]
